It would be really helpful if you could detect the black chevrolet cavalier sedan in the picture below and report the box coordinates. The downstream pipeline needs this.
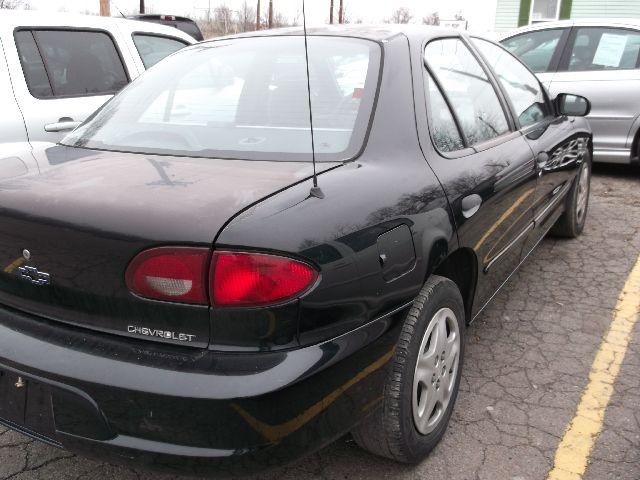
[0,25,591,476]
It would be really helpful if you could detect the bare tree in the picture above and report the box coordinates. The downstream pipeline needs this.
[339,5,353,24]
[422,12,440,26]
[213,5,235,36]
[271,10,288,28]
[237,1,256,32]
[386,7,412,24]
[197,2,292,39]
[0,0,28,8]
[257,6,289,29]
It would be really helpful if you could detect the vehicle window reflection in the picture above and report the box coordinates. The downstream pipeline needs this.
[501,28,564,73]
[425,38,509,147]
[425,73,464,152]
[567,27,640,71]
[473,38,551,129]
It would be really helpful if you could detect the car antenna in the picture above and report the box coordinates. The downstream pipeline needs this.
[302,0,324,199]
[111,1,126,17]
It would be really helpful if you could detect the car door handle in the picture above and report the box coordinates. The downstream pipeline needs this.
[44,117,81,133]
[461,194,482,218]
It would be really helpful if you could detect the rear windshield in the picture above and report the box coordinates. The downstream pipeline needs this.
[63,36,381,162]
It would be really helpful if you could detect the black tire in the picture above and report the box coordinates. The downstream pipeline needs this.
[550,151,592,238]
[351,275,465,463]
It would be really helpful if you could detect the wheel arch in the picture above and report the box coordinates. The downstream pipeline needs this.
[431,247,478,323]
[631,125,640,163]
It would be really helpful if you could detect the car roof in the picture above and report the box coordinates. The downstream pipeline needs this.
[498,18,640,39]
[127,14,197,23]
[203,24,473,44]
[0,10,195,43]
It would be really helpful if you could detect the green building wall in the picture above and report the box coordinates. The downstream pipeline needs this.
[494,0,640,31]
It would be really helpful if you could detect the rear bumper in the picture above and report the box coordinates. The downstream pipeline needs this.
[0,304,403,477]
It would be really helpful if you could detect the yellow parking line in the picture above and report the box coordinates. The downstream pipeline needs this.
[473,188,535,252]
[232,348,394,444]
[547,255,640,480]
[4,257,25,273]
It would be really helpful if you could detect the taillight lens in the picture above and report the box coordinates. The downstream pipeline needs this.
[211,251,318,307]
[125,247,210,304]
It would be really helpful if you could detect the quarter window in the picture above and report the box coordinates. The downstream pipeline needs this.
[15,29,128,98]
[133,34,188,68]
[474,39,551,128]
[567,28,640,71]
[425,38,509,147]
[425,74,464,152]
[14,31,52,97]
[501,28,564,72]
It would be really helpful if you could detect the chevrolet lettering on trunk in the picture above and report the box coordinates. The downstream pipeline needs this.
[127,325,196,342]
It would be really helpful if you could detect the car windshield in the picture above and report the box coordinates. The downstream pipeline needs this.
[62,36,381,162]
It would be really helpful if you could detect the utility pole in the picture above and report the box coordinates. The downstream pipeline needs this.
[99,0,110,16]
[139,0,144,14]
[330,0,334,24]
[338,0,344,23]
[268,0,273,29]
[256,0,261,30]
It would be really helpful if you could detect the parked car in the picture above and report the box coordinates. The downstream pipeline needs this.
[0,26,591,477]
[127,14,204,41]
[0,11,194,145]
[499,19,640,165]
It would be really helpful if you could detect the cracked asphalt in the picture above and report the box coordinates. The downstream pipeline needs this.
[1,164,639,480]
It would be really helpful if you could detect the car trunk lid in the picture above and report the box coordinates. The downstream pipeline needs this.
[0,145,338,347]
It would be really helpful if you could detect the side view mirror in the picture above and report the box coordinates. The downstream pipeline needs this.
[555,93,591,117]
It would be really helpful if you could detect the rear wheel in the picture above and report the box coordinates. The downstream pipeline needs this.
[551,152,591,238]
[351,275,465,463]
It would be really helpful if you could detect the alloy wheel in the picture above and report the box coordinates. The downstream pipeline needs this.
[576,162,590,224]
[412,307,461,435]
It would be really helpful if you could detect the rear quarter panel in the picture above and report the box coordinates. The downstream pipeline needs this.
[213,34,455,349]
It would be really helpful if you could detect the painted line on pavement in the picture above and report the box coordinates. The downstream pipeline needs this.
[547,254,640,480]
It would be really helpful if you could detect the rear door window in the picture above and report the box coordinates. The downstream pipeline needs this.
[567,27,640,71]
[15,29,129,98]
[133,34,188,68]
[425,38,509,147]
[501,28,565,72]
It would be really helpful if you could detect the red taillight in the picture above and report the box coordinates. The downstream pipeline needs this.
[211,251,318,307]
[125,247,210,304]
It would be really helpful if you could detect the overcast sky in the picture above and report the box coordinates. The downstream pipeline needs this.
[22,0,497,31]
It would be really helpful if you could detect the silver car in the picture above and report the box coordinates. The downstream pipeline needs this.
[499,19,640,164]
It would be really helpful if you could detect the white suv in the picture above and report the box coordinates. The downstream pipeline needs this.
[0,11,194,145]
